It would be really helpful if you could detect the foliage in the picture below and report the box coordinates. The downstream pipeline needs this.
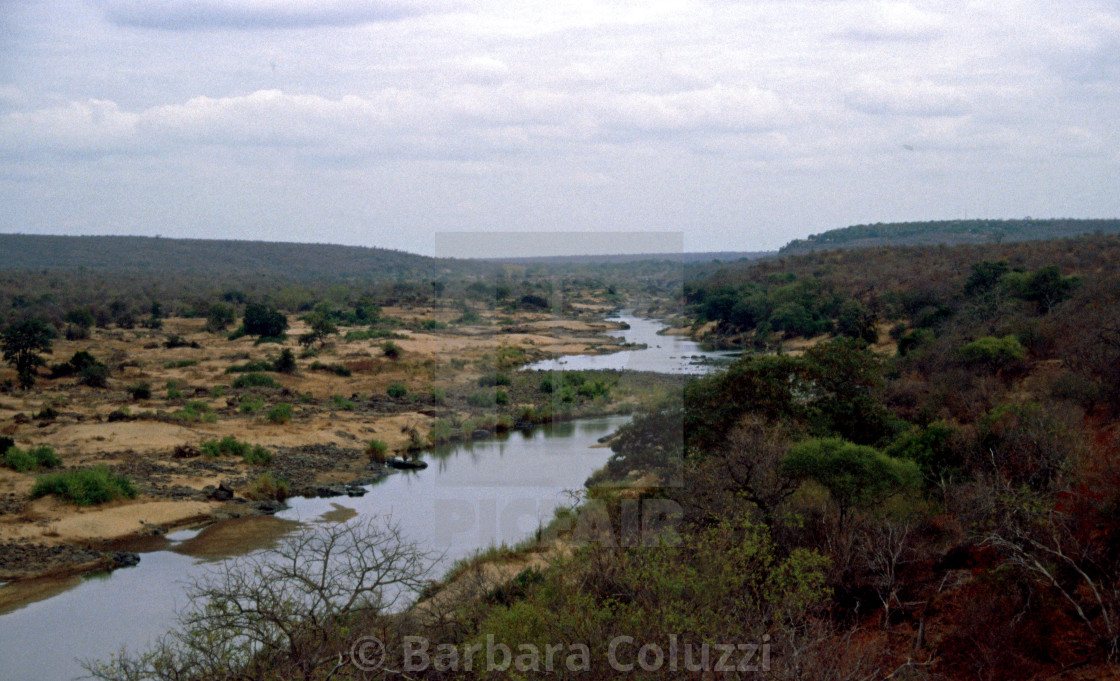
[386,382,408,399]
[242,472,290,501]
[783,437,920,523]
[199,436,272,465]
[205,302,236,332]
[960,335,1026,372]
[381,340,402,359]
[242,303,288,339]
[231,372,279,389]
[31,466,137,505]
[273,348,296,374]
[266,403,293,424]
[298,309,338,347]
[3,445,61,472]
[172,401,217,423]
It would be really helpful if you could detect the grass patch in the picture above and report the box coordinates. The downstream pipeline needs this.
[171,401,217,423]
[386,383,408,399]
[31,466,137,506]
[3,445,61,473]
[243,472,289,501]
[365,439,389,462]
[164,359,199,369]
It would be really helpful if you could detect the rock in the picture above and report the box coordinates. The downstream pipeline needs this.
[345,486,367,497]
[313,485,347,498]
[387,458,428,470]
[255,500,284,514]
[111,551,141,568]
[471,428,491,439]
[209,483,234,501]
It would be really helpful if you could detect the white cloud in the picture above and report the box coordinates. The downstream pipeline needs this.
[841,1,947,41]
[844,78,972,117]
[100,0,445,29]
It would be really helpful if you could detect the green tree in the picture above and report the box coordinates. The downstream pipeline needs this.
[63,307,95,340]
[298,310,337,347]
[205,302,236,332]
[783,437,919,526]
[242,303,288,338]
[2,318,54,388]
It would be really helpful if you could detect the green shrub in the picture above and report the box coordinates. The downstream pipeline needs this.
[539,376,555,393]
[166,383,184,399]
[495,389,510,406]
[173,401,217,423]
[897,328,935,356]
[273,348,297,374]
[3,445,61,472]
[164,359,199,369]
[200,436,252,458]
[329,394,356,411]
[31,466,137,505]
[127,382,152,400]
[242,445,273,466]
[267,403,293,424]
[429,387,447,405]
[478,372,511,387]
[365,439,389,461]
[467,390,496,408]
[34,405,59,420]
[239,395,265,413]
[386,383,408,399]
[232,372,279,389]
[381,341,402,359]
[226,360,274,374]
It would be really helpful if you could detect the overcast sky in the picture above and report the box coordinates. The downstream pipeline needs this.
[1,0,1117,256]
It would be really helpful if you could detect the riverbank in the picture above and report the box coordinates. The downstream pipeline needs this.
[0,303,641,586]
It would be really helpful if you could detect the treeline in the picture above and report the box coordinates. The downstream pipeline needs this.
[0,235,691,330]
[778,218,1120,254]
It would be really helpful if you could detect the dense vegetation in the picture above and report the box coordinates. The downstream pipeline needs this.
[779,218,1120,254]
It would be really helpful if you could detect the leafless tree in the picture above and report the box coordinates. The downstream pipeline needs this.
[84,518,435,681]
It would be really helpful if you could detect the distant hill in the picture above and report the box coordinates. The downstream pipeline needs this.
[486,251,771,265]
[0,234,482,282]
[779,219,1120,254]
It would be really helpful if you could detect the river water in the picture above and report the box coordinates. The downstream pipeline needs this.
[527,314,737,374]
[0,314,727,681]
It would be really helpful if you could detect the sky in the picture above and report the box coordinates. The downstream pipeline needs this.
[0,0,1118,256]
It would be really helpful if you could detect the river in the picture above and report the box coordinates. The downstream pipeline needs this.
[0,314,727,681]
